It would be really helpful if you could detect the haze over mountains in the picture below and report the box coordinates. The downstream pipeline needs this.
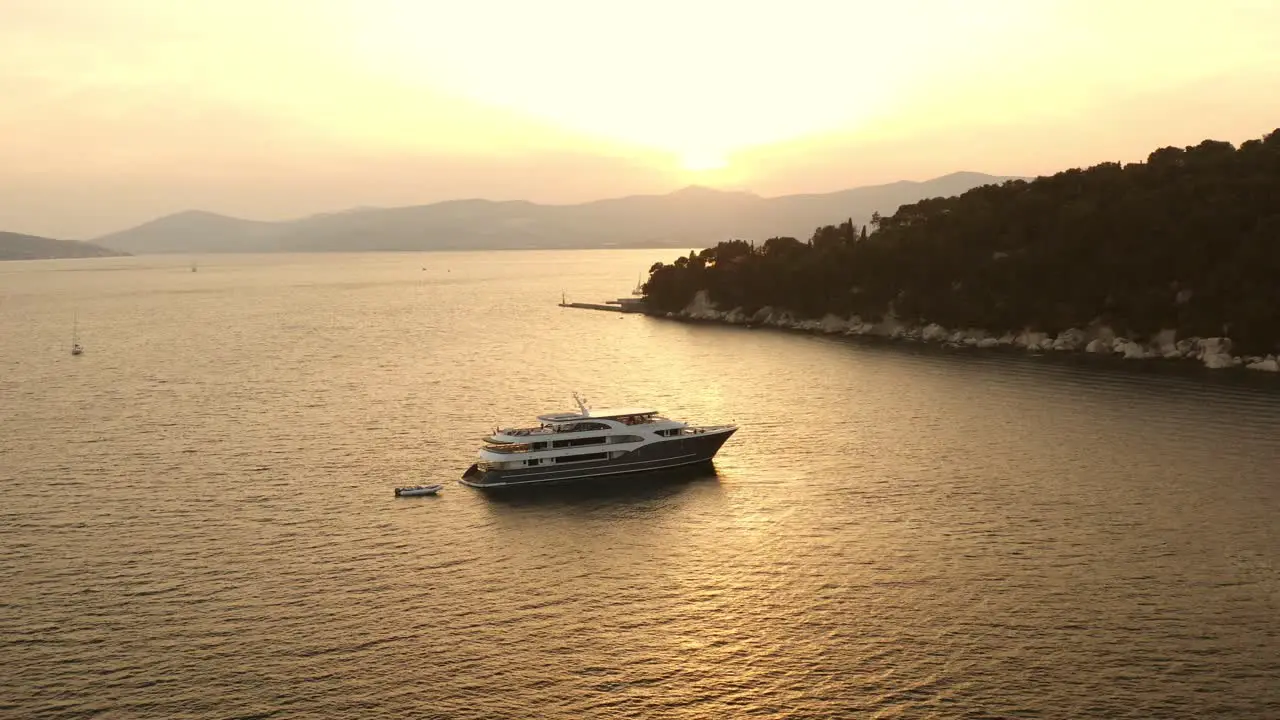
[93,172,1020,255]
[0,232,128,261]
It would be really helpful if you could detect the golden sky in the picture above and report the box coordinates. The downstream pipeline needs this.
[2,0,1278,238]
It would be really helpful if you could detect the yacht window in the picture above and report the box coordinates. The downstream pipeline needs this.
[552,436,606,449]
[555,452,608,464]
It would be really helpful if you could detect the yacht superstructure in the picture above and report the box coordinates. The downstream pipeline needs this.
[461,394,736,489]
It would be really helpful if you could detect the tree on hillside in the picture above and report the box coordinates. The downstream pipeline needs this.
[642,129,1280,353]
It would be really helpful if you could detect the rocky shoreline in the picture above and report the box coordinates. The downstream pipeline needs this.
[653,291,1280,373]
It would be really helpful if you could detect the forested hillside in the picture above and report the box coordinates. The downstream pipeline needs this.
[643,129,1280,354]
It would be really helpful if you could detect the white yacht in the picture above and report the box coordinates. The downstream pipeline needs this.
[460,394,736,489]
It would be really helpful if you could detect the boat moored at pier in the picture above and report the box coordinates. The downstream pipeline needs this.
[461,394,736,489]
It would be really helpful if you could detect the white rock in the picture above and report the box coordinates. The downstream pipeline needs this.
[1202,351,1235,369]
[1085,338,1110,353]
[682,290,722,320]
[1117,341,1147,359]
[818,314,848,333]
[1246,357,1280,372]
[1151,329,1178,356]
[868,317,904,337]
[1053,328,1087,351]
[1197,337,1237,369]
[921,323,949,342]
[997,333,1016,346]
[976,338,999,348]
[1175,338,1198,356]
[1199,337,1233,358]
[1016,331,1049,349]
[845,322,871,336]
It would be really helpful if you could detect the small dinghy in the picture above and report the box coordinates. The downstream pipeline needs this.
[395,484,443,497]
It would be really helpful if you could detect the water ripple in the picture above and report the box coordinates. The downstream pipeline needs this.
[1,251,1278,719]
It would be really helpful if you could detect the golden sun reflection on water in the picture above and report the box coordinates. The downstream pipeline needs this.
[1,251,1278,718]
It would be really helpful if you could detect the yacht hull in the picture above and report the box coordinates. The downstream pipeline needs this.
[461,427,735,489]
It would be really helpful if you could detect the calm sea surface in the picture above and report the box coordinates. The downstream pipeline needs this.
[1,251,1278,719]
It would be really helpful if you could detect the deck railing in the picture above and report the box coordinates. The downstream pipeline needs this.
[495,417,668,437]
[499,423,608,437]
[483,436,646,454]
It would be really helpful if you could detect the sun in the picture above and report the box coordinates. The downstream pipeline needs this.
[679,151,728,173]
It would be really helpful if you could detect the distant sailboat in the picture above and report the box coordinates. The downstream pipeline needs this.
[70,314,83,356]
[632,272,644,295]
[191,259,198,272]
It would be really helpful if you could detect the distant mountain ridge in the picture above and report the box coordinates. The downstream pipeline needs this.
[0,231,129,260]
[91,210,281,255]
[93,172,1024,254]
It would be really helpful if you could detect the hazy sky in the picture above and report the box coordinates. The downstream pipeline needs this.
[3,0,1278,238]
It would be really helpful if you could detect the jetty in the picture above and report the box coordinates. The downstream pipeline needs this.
[559,293,648,314]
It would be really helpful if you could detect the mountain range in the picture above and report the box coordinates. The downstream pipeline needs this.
[91,172,1022,254]
[0,232,129,261]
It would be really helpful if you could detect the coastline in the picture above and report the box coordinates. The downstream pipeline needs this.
[641,290,1280,375]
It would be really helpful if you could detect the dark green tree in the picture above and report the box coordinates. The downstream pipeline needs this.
[642,129,1280,354]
